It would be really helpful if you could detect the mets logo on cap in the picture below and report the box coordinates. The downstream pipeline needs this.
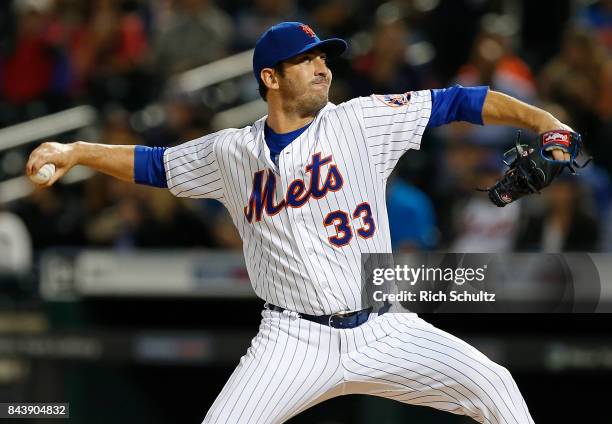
[300,24,316,38]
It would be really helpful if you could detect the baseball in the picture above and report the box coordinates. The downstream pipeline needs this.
[30,163,56,184]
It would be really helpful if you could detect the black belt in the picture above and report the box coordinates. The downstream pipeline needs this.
[266,303,385,329]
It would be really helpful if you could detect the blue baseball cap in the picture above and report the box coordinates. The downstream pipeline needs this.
[253,22,347,83]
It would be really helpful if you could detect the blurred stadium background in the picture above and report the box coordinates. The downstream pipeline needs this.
[0,0,611,422]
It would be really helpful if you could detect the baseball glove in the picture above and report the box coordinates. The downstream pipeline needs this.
[479,129,591,207]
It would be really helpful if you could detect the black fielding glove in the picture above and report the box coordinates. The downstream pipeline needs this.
[480,130,591,207]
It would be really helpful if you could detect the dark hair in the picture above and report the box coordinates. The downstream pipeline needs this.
[258,62,285,102]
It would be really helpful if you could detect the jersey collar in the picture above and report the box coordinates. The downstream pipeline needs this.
[251,102,335,171]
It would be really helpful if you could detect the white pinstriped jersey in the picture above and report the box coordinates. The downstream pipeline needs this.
[164,90,432,315]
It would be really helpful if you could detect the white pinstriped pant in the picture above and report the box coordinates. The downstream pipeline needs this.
[202,309,534,424]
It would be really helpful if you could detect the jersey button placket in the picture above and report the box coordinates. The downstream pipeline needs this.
[281,151,309,251]
[278,151,289,187]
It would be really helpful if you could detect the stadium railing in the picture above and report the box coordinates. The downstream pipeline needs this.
[0,49,264,204]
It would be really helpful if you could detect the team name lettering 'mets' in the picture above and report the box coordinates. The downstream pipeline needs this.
[244,152,344,223]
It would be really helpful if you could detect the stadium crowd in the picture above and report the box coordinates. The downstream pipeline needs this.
[1,0,611,274]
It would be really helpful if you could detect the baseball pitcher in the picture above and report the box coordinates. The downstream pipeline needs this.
[27,22,586,423]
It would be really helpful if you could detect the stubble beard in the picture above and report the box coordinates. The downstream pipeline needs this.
[282,80,330,118]
[296,91,328,117]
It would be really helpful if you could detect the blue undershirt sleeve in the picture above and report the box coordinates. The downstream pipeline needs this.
[134,145,168,188]
[428,85,489,128]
